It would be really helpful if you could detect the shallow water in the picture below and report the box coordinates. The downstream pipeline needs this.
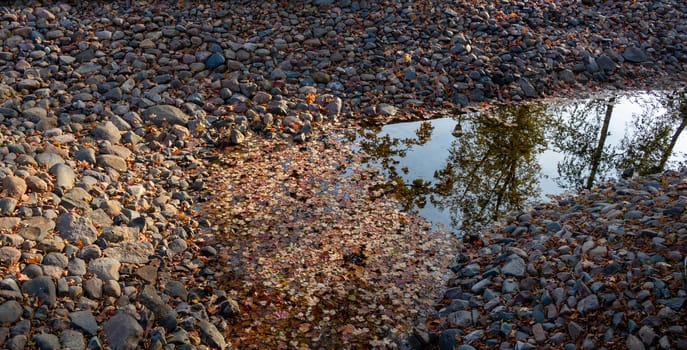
[352,90,687,234]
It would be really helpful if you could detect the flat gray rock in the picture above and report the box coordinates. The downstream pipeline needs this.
[50,163,76,190]
[70,310,98,336]
[137,285,178,332]
[103,311,143,350]
[18,216,54,241]
[61,187,93,210]
[25,175,50,193]
[518,78,537,98]
[104,241,154,264]
[21,107,47,121]
[92,121,122,143]
[96,154,128,172]
[626,334,646,350]
[577,294,600,315]
[36,152,65,170]
[33,333,60,350]
[0,300,22,323]
[2,176,27,199]
[164,280,188,301]
[60,329,85,350]
[198,320,227,350]
[0,246,21,265]
[502,255,526,277]
[42,252,68,268]
[56,213,98,245]
[21,276,56,307]
[142,105,189,126]
[87,257,121,281]
[377,103,398,116]
[623,46,648,63]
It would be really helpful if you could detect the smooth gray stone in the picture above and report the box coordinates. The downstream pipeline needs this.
[103,312,144,350]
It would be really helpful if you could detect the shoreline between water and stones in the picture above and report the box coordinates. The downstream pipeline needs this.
[0,1,685,349]
[411,170,687,350]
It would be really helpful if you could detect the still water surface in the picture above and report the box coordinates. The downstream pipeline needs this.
[352,91,687,234]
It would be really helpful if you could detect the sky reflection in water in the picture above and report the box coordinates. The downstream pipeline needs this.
[353,91,687,235]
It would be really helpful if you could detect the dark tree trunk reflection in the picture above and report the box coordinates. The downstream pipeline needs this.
[586,97,615,189]
[351,90,687,234]
[615,90,687,175]
[549,96,616,190]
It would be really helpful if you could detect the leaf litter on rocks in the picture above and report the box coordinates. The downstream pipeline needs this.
[199,134,458,348]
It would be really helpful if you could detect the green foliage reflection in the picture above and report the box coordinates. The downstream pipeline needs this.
[615,90,687,175]
[433,104,549,230]
[550,90,687,190]
[353,90,687,234]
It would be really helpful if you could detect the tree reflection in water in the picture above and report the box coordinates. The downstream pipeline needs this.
[615,90,687,175]
[433,104,549,230]
[548,96,617,190]
[352,120,437,212]
[353,90,687,234]
[550,90,687,190]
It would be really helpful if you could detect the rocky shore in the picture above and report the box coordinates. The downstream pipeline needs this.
[0,0,685,349]
[414,171,687,349]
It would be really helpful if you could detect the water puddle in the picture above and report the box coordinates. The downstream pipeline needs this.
[350,90,687,235]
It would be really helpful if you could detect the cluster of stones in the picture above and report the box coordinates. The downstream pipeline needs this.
[414,171,687,350]
[0,0,685,349]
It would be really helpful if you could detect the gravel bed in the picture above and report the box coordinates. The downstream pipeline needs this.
[0,1,685,349]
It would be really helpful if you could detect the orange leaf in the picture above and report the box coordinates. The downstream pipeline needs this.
[305,93,316,104]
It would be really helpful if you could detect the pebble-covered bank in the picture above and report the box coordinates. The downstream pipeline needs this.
[0,0,685,349]
[415,171,687,350]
